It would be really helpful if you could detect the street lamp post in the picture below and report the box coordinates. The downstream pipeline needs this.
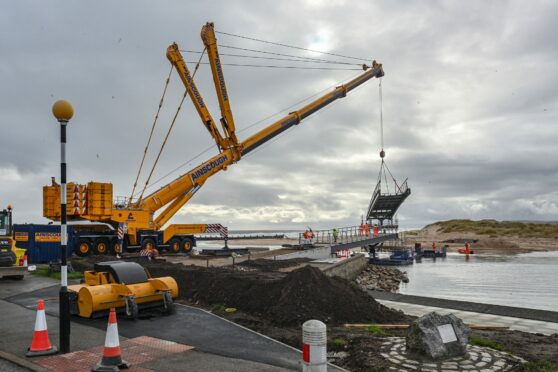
[52,100,74,354]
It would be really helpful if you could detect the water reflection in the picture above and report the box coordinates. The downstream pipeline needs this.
[399,251,558,311]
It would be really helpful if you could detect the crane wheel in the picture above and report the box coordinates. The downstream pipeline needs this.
[168,238,181,254]
[75,238,92,257]
[181,238,193,254]
[110,239,124,255]
[93,238,109,255]
[141,238,157,251]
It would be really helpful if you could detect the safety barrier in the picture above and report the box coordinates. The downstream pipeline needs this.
[298,224,398,246]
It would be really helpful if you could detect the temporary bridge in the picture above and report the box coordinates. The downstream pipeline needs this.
[366,158,411,226]
[298,224,399,254]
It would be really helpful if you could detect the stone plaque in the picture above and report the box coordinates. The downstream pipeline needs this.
[406,312,471,359]
[437,324,457,343]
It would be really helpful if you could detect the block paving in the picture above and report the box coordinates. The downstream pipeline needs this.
[35,336,194,372]
[379,337,525,372]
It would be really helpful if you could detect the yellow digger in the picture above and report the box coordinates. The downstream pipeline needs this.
[68,261,178,319]
[0,205,27,279]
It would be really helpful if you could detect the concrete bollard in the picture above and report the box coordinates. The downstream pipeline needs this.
[302,320,327,372]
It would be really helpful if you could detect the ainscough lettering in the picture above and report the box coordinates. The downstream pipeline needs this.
[191,154,228,181]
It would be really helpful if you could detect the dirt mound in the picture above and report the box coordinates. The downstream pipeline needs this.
[238,257,312,271]
[262,265,406,326]
[72,256,406,326]
[71,255,118,272]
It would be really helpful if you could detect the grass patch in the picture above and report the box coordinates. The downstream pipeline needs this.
[332,338,347,347]
[367,324,389,337]
[428,219,558,238]
[33,267,83,280]
[523,360,558,372]
[469,336,504,351]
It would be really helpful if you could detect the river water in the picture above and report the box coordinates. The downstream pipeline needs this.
[398,250,558,312]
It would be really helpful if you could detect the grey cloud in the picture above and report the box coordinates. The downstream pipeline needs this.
[1,0,557,230]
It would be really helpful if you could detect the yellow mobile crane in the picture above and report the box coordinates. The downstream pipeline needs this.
[42,22,384,256]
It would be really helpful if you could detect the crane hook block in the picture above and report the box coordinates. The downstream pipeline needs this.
[380,150,385,159]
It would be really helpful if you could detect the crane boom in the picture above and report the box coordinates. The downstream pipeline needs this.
[139,60,384,221]
[201,22,240,153]
[241,61,384,155]
[166,43,228,151]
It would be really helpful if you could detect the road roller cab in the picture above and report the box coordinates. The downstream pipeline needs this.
[68,261,178,319]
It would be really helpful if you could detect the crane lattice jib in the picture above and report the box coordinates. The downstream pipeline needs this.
[139,61,384,216]
[166,43,228,151]
[201,22,240,150]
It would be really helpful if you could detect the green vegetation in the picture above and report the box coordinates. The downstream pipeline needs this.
[428,219,558,238]
[367,324,389,337]
[33,267,83,280]
[468,336,504,351]
[523,360,558,372]
[332,338,347,347]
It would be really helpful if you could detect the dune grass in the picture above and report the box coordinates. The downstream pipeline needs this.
[427,219,558,238]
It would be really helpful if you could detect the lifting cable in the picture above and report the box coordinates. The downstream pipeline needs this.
[379,79,384,153]
[376,79,402,195]
[182,61,361,71]
[180,48,362,66]
[215,30,370,62]
[134,70,364,197]
[128,65,174,206]
[136,48,207,204]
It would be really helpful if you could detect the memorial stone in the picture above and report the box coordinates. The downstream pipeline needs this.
[406,312,470,360]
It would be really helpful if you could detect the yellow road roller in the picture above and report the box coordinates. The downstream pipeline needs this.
[68,261,178,319]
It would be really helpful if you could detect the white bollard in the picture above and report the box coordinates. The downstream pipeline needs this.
[302,319,327,372]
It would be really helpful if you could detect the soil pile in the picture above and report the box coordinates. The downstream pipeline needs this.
[261,265,406,326]
[71,256,406,326]
[238,257,312,271]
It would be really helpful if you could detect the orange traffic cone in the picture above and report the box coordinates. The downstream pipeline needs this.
[93,308,130,371]
[26,299,57,357]
[22,254,28,267]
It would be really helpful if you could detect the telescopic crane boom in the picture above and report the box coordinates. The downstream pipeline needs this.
[43,22,384,255]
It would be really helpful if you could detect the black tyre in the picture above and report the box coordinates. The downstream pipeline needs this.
[93,238,110,255]
[167,238,182,254]
[74,238,92,257]
[109,238,125,256]
[181,237,194,254]
[141,237,157,251]
[1,251,17,267]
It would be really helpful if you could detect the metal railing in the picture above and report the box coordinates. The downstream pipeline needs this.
[298,223,398,246]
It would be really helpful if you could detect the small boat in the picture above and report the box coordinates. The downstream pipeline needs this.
[369,249,414,266]
[416,245,448,258]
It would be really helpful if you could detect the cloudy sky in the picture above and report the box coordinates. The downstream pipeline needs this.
[1,0,557,230]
